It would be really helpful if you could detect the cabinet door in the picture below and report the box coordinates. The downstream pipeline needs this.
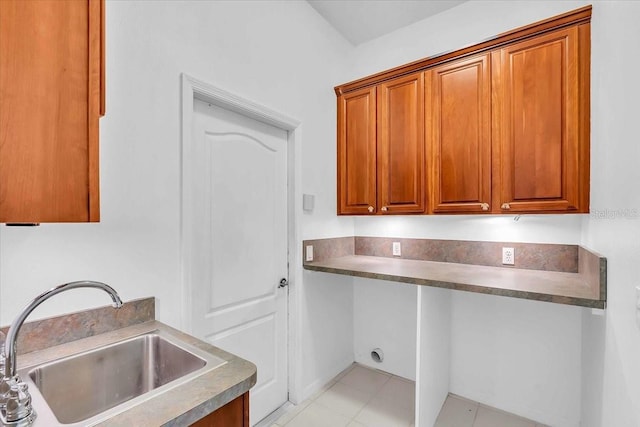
[190,392,249,427]
[427,54,491,213]
[0,0,103,223]
[377,73,425,214]
[493,26,585,213]
[337,87,377,215]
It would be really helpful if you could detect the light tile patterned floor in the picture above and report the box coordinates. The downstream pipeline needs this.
[271,364,414,427]
[269,364,547,427]
[434,394,549,427]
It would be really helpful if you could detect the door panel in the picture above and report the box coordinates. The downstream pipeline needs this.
[191,99,288,425]
[495,27,580,212]
[377,73,425,214]
[337,87,377,214]
[205,131,280,309]
[428,54,491,213]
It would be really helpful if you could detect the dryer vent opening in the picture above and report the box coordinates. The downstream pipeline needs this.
[371,348,384,363]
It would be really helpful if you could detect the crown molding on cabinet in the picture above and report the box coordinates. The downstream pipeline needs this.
[335,5,592,95]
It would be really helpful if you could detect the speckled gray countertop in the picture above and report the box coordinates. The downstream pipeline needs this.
[304,255,604,308]
[303,237,606,308]
[16,320,257,426]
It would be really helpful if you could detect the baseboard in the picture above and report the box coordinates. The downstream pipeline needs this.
[254,401,294,427]
[301,356,354,401]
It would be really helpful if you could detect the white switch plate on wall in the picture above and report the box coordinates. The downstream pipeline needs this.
[636,286,640,330]
[393,242,401,256]
[306,245,313,262]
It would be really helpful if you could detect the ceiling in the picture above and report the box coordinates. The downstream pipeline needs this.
[307,0,467,45]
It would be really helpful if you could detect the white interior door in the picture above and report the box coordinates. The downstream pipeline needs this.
[190,98,288,424]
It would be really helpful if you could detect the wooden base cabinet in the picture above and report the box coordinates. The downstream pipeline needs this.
[190,392,249,427]
[0,0,105,223]
[335,6,591,216]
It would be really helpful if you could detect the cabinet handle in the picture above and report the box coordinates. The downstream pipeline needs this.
[381,206,388,212]
[480,203,490,211]
[368,206,374,213]
[501,203,511,210]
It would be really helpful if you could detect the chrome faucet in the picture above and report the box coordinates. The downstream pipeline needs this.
[0,281,123,426]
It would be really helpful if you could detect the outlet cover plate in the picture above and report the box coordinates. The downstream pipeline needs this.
[502,247,515,265]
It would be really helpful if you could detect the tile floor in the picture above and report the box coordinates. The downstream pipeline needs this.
[271,363,414,427]
[269,364,546,427]
[434,394,548,427]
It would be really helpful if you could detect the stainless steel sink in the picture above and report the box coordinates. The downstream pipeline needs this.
[17,329,227,426]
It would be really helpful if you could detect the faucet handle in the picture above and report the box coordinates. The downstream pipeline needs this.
[1,376,36,424]
[0,376,9,411]
[7,379,31,419]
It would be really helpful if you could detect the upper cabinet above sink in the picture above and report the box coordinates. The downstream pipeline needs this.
[0,0,105,223]
[335,6,591,216]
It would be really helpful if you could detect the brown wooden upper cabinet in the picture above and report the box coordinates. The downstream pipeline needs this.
[427,54,492,214]
[337,73,425,215]
[492,25,590,213]
[337,86,377,214]
[0,0,105,223]
[335,6,591,216]
[377,73,425,214]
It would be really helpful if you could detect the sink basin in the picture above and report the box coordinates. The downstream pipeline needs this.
[18,329,227,426]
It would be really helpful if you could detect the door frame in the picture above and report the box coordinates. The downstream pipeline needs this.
[179,73,304,405]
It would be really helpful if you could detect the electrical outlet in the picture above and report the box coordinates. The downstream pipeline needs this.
[393,242,401,256]
[305,245,314,262]
[502,247,515,265]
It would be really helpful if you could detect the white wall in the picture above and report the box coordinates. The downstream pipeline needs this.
[0,0,355,403]
[451,292,582,426]
[354,214,583,244]
[580,2,640,426]
[353,278,417,380]
[300,270,354,400]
